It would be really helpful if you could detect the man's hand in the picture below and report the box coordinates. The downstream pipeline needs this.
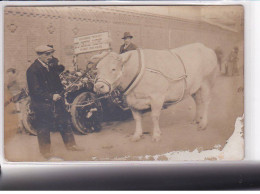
[53,94,61,101]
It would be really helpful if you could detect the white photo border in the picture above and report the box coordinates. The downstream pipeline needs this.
[0,0,257,165]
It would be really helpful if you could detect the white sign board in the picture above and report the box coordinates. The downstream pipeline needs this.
[74,32,110,55]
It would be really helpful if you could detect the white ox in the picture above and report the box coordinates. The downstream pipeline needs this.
[93,43,219,142]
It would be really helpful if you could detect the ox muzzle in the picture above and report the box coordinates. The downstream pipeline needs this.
[94,77,112,94]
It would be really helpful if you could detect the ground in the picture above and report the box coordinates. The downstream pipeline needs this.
[4,74,244,162]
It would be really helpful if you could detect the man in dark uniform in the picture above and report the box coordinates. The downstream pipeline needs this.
[26,45,83,159]
[119,32,138,54]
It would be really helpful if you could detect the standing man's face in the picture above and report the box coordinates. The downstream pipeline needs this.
[7,71,16,80]
[124,37,132,45]
[38,52,54,64]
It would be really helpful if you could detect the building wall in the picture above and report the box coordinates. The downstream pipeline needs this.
[4,6,242,87]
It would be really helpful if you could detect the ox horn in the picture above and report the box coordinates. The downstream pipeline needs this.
[89,51,110,65]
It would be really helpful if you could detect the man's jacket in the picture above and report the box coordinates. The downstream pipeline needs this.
[119,43,137,54]
[26,59,65,113]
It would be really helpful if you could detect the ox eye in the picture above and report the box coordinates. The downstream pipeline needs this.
[112,68,116,72]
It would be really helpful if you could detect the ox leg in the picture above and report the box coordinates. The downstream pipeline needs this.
[151,96,165,142]
[192,92,203,125]
[193,83,211,130]
[131,108,143,142]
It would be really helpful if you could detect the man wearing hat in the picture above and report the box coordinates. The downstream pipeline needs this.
[119,32,138,54]
[26,45,83,159]
[226,46,239,76]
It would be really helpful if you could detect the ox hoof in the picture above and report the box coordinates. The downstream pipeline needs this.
[131,135,142,142]
[197,123,207,131]
[152,135,161,142]
[191,120,199,124]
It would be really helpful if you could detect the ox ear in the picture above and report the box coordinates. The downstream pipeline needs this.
[119,52,132,66]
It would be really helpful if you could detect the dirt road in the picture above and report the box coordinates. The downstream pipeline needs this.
[4,75,244,162]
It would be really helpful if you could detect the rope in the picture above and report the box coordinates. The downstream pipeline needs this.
[123,49,146,95]
[144,50,188,105]
[146,68,187,82]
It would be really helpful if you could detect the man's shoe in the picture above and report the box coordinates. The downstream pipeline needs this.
[67,145,84,151]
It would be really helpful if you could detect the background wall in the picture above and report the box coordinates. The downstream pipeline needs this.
[4,6,243,87]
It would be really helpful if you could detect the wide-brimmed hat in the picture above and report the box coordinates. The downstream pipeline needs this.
[122,32,133,39]
[35,45,55,54]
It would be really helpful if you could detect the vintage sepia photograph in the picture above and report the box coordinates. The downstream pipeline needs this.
[3,5,244,162]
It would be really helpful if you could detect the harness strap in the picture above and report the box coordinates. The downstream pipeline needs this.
[95,49,187,107]
[123,49,188,104]
[146,68,187,81]
[145,50,188,105]
[123,49,146,95]
[94,51,119,93]
[96,78,112,93]
[95,50,144,95]
[168,50,188,104]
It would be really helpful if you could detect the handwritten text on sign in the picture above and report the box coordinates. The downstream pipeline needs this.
[74,32,110,54]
